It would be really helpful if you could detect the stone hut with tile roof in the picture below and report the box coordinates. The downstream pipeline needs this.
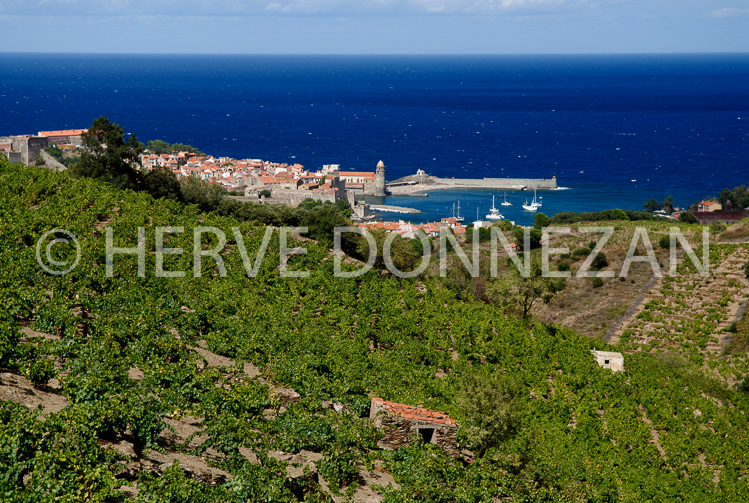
[369,397,459,456]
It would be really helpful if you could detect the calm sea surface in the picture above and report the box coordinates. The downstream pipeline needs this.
[1,53,747,225]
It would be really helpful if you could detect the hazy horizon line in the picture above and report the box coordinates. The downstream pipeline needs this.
[2,51,749,57]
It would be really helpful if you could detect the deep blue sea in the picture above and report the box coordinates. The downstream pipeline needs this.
[1,53,747,225]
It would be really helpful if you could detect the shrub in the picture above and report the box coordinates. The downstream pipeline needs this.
[592,277,604,288]
[680,211,698,224]
[498,219,514,231]
[557,261,570,272]
[137,461,220,502]
[533,212,550,230]
[744,261,749,279]
[457,372,523,457]
[590,252,608,271]
[659,235,671,249]
[513,226,542,250]
[738,377,749,397]
[318,448,360,492]
[710,221,727,234]
[572,247,589,259]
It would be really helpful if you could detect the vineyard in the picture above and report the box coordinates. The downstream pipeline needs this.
[612,241,749,383]
[2,159,749,502]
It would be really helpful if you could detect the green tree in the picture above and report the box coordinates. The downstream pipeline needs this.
[298,198,322,211]
[170,142,203,155]
[533,212,550,230]
[302,202,349,242]
[146,139,203,155]
[457,372,523,457]
[643,198,660,212]
[497,219,514,231]
[610,208,629,221]
[146,139,172,155]
[336,198,352,218]
[513,226,542,250]
[590,251,608,271]
[661,195,675,213]
[718,188,734,207]
[477,226,492,243]
[659,235,671,249]
[710,221,727,235]
[72,116,143,190]
[679,211,698,224]
[181,174,227,212]
[487,257,564,318]
[142,166,182,201]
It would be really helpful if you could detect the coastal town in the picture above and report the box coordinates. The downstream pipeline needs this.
[3,127,746,234]
[1,127,482,237]
[140,149,481,237]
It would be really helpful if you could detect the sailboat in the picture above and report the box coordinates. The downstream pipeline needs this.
[455,201,465,222]
[472,207,482,227]
[486,195,504,220]
[522,188,540,212]
[500,192,512,207]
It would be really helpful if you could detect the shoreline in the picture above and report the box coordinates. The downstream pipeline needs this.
[386,174,558,196]
[387,183,555,197]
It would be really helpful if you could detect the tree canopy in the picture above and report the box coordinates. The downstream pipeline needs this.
[71,116,143,190]
[146,139,203,156]
[679,211,698,224]
[643,198,660,212]
[487,257,565,318]
[533,212,550,229]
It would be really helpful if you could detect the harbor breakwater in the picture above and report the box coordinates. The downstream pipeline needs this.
[387,173,557,195]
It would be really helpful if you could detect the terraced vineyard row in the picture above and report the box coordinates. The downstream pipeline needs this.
[2,160,749,501]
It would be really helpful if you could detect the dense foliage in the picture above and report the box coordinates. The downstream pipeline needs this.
[550,208,664,224]
[715,184,749,211]
[2,159,749,501]
[146,139,203,156]
[71,116,145,191]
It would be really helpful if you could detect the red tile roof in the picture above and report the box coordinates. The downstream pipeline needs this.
[371,397,457,425]
[38,128,87,137]
[340,171,376,177]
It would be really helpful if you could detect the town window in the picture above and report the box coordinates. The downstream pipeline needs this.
[418,428,435,444]
[604,359,610,365]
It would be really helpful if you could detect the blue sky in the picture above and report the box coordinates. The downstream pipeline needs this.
[0,0,747,53]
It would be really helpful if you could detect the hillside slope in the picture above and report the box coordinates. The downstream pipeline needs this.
[1,161,749,502]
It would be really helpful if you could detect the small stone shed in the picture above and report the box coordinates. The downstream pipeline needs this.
[369,397,459,456]
[591,350,625,372]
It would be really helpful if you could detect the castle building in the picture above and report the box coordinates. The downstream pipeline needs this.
[338,160,387,197]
